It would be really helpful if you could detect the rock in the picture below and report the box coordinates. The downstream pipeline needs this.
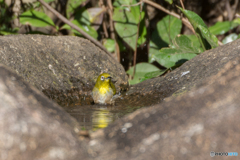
[118,39,240,106]
[89,51,240,160]
[1,35,240,160]
[0,35,128,105]
[0,65,90,160]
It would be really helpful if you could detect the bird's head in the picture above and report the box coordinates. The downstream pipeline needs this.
[96,73,112,85]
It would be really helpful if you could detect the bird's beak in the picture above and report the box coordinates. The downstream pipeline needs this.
[106,76,112,79]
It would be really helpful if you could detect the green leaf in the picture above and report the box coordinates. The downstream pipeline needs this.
[209,21,231,35]
[138,12,147,46]
[103,39,116,52]
[177,6,207,29]
[185,34,202,49]
[117,40,126,52]
[66,0,87,19]
[0,29,18,35]
[209,20,240,35]
[75,7,104,30]
[198,25,218,48]
[173,35,194,51]
[126,63,160,85]
[154,50,197,68]
[164,0,173,4]
[140,69,167,82]
[177,6,218,50]
[149,15,182,63]
[233,18,240,25]
[222,33,239,44]
[44,0,55,3]
[113,0,135,7]
[61,20,98,39]
[20,10,55,27]
[153,35,198,68]
[74,8,90,25]
[113,3,142,50]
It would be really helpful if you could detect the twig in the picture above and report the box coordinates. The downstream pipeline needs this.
[107,0,120,62]
[218,41,223,46]
[236,13,240,18]
[231,0,239,20]
[99,0,109,38]
[226,0,232,20]
[180,0,185,10]
[37,0,115,59]
[107,0,115,39]
[133,1,143,78]
[102,20,109,38]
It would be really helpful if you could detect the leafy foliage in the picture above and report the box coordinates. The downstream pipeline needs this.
[178,6,218,50]
[20,10,55,27]
[0,0,18,35]
[103,39,116,52]
[113,0,146,50]
[149,15,182,63]
[127,63,165,85]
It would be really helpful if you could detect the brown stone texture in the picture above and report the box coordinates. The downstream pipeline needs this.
[117,37,240,107]
[1,35,240,159]
[0,65,91,160]
[89,50,240,160]
[0,35,128,104]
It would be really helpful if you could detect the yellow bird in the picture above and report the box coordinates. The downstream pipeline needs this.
[92,73,116,104]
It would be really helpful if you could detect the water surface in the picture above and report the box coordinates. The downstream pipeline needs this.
[64,103,142,131]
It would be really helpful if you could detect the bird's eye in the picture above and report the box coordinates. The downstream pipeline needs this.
[101,76,104,81]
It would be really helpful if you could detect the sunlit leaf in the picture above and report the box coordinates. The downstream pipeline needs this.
[0,29,18,35]
[149,15,182,63]
[61,20,98,39]
[198,25,218,48]
[75,7,104,30]
[185,34,202,48]
[66,0,87,18]
[222,33,239,44]
[113,0,143,50]
[153,35,199,68]
[164,0,173,4]
[138,12,147,46]
[209,20,240,35]
[103,39,116,52]
[154,49,197,68]
[113,0,134,7]
[140,69,167,82]
[20,10,55,27]
[127,63,160,85]
[209,21,231,35]
[178,6,218,50]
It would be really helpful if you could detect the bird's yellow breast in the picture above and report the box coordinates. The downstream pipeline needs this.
[99,86,110,95]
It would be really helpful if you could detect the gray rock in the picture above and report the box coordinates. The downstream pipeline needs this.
[0,65,90,160]
[0,35,128,105]
[1,35,240,160]
[118,38,240,106]
[89,41,240,159]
